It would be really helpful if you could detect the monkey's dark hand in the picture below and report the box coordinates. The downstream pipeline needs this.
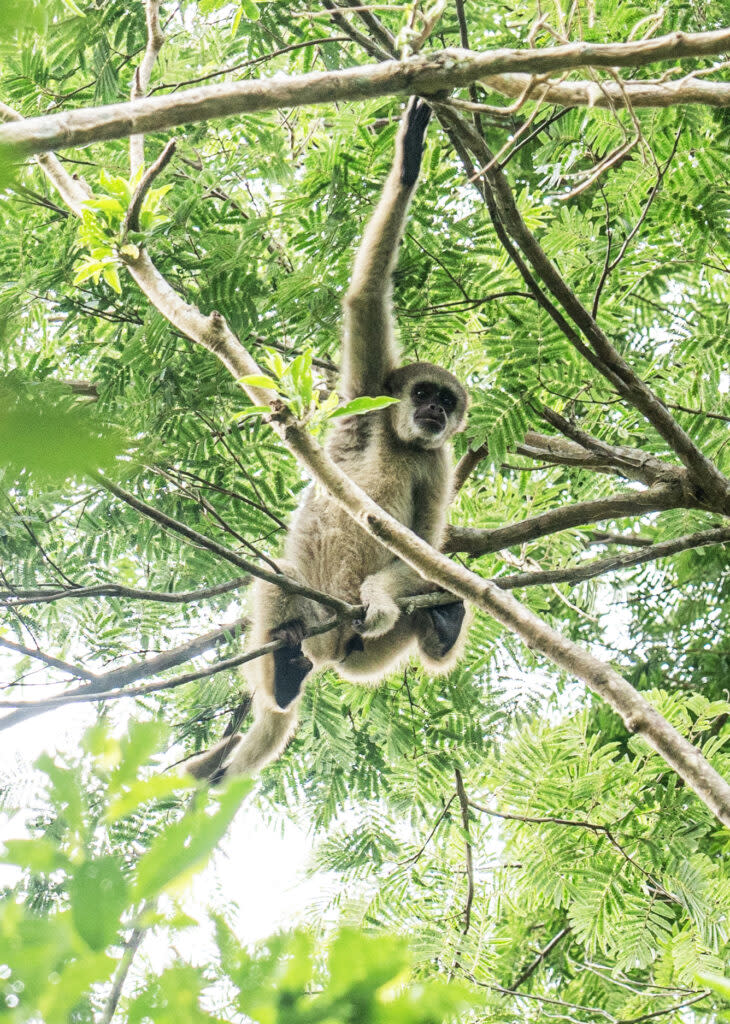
[271,618,313,709]
[400,97,432,188]
[427,601,466,657]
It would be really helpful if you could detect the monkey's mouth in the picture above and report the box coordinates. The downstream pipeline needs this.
[415,411,445,432]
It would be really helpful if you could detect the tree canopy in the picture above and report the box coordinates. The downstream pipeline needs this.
[1,1,730,1022]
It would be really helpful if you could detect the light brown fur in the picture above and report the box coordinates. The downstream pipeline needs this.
[187,99,469,782]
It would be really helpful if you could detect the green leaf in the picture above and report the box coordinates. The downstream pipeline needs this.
[2,838,72,874]
[132,777,252,901]
[232,405,271,419]
[102,263,122,293]
[238,374,280,390]
[0,377,127,483]
[329,395,399,418]
[697,972,730,1001]
[240,0,260,21]
[106,773,196,822]
[69,857,128,951]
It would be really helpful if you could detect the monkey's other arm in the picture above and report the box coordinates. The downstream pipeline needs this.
[341,97,432,399]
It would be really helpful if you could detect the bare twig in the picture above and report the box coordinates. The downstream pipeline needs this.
[130,0,165,176]
[512,926,571,989]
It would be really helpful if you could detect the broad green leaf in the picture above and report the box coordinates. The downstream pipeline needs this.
[238,374,280,390]
[329,395,399,418]
[132,777,251,901]
[106,772,196,821]
[69,857,128,950]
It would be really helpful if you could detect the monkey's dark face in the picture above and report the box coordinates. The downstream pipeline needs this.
[387,367,467,449]
[411,381,457,435]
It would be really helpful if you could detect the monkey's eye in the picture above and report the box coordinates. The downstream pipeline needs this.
[413,383,432,403]
[440,390,456,413]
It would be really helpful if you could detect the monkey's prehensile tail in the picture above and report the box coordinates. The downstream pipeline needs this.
[186,692,298,782]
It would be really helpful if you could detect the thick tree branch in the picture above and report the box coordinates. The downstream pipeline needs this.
[2,29,730,156]
[445,484,679,556]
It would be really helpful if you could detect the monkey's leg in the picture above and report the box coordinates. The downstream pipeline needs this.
[248,568,316,712]
[217,691,299,780]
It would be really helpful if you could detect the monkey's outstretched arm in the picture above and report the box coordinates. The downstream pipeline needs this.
[341,97,431,398]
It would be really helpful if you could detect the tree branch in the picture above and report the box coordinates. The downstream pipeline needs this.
[445,484,679,556]
[436,104,730,510]
[482,70,730,110]
[95,472,355,615]
[129,0,164,176]
[511,926,571,989]
[494,525,730,590]
[0,617,249,731]
[2,28,730,156]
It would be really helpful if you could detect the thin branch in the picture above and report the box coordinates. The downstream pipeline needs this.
[0,636,97,681]
[123,138,177,236]
[0,617,249,731]
[469,799,613,833]
[94,472,355,615]
[512,926,571,989]
[588,530,653,547]
[454,768,474,936]
[4,28,730,155]
[130,0,165,176]
[0,577,250,607]
[493,525,730,590]
[482,70,730,109]
[101,924,145,1024]
[0,592,450,713]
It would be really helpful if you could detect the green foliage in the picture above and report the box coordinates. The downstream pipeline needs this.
[0,374,126,483]
[1,1,730,1021]
[217,927,476,1023]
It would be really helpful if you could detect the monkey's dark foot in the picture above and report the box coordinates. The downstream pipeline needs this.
[271,619,313,709]
[400,97,432,187]
[344,633,365,658]
[427,601,466,657]
[209,765,228,786]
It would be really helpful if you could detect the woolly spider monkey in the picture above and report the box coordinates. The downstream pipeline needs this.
[188,98,469,782]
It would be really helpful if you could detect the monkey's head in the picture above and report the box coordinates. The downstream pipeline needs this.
[385,362,468,450]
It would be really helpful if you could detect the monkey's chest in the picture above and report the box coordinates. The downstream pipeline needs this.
[285,455,416,601]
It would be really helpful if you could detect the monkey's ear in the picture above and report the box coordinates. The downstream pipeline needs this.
[383,373,396,396]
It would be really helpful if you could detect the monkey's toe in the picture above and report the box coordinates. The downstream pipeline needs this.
[427,601,466,656]
[272,618,307,647]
